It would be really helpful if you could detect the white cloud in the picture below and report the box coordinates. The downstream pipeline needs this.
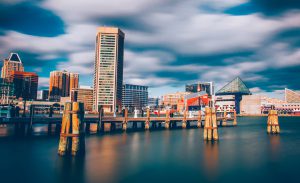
[1,0,299,96]
[38,77,49,88]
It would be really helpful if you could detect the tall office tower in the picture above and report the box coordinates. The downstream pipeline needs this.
[93,27,125,112]
[49,70,79,101]
[10,71,38,100]
[1,53,24,80]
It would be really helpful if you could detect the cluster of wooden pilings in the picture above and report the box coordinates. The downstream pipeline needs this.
[267,110,280,134]
[221,110,237,126]
[58,102,85,156]
[204,107,218,141]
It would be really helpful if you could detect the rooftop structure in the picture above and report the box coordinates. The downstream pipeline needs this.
[216,77,251,113]
[285,88,300,103]
[1,53,24,80]
[186,82,214,96]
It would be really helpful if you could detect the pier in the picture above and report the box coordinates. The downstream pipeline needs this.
[0,108,237,136]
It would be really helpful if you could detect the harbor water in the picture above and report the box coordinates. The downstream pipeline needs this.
[0,116,300,183]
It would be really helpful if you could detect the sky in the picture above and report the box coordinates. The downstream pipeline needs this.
[0,0,300,98]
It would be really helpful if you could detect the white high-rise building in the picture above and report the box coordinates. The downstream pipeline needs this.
[93,27,125,112]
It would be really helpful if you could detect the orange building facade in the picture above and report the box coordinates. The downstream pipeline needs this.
[49,71,79,101]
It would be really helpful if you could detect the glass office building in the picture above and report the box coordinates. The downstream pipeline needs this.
[122,84,148,110]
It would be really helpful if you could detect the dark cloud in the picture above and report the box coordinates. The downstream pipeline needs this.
[224,2,259,16]
[272,28,300,48]
[174,51,255,66]
[249,66,300,91]
[0,2,65,37]
[94,16,151,32]
[250,0,300,15]
[225,0,300,16]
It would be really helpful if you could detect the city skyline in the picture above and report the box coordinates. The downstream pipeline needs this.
[0,1,300,98]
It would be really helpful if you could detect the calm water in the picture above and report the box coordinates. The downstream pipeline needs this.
[0,117,300,183]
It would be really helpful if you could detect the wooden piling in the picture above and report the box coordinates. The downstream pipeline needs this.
[58,102,85,156]
[222,110,227,126]
[197,110,202,128]
[71,102,85,156]
[122,108,128,131]
[165,110,170,129]
[182,110,187,129]
[204,107,218,141]
[145,108,150,130]
[233,110,237,126]
[267,110,280,134]
[211,108,219,140]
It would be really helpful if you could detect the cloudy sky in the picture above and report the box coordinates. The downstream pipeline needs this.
[0,0,300,98]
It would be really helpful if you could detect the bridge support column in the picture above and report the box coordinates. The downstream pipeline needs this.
[197,110,202,128]
[165,110,170,129]
[233,110,237,126]
[97,105,103,133]
[204,107,218,141]
[182,110,187,129]
[58,102,85,156]
[122,108,128,131]
[27,105,35,135]
[222,111,227,126]
[267,110,280,134]
[145,108,150,130]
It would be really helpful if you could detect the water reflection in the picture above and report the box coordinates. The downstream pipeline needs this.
[269,135,281,161]
[203,141,219,181]
[55,156,85,183]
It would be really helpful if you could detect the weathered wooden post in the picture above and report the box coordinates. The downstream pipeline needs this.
[204,107,210,140]
[58,102,85,156]
[122,108,128,131]
[71,102,85,156]
[204,107,218,141]
[165,110,170,129]
[222,110,227,126]
[267,110,280,134]
[197,110,202,128]
[211,108,219,140]
[145,108,150,130]
[182,110,187,129]
[233,110,237,126]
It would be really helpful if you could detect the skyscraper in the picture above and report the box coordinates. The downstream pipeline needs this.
[93,27,125,112]
[1,53,24,80]
[49,70,79,101]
